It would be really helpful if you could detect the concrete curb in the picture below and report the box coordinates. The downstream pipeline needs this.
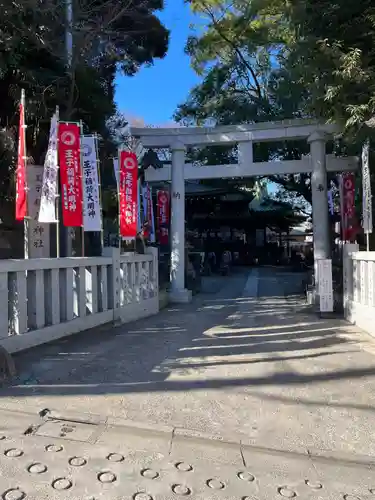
[1,405,375,468]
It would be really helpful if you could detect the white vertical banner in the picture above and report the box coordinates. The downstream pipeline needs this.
[142,183,155,243]
[82,135,102,232]
[317,259,333,312]
[27,166,51,257]
[38,112,59,223]
[362,139,373,234]
[113,157,119,189]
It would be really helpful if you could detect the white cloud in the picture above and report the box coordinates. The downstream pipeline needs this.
[122,112,182,129]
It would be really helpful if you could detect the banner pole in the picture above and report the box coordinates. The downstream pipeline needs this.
[79,120,85,257]
[55,106,61,258]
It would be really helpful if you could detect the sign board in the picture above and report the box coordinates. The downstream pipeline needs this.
[27,166,51,257]
[317,259,333,312]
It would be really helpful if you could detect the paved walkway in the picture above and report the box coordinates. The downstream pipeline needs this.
[1,267,375,498]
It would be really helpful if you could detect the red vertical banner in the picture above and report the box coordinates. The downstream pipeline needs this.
[119,150,138,238]
[157,190,170,245]
[16,92,27,220]
[341,172,357,241]
[58,123,83,227]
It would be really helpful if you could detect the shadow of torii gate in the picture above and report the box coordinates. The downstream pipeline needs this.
[132,120,358,303]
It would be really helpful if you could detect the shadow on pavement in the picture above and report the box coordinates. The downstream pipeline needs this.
[1,267,374,413]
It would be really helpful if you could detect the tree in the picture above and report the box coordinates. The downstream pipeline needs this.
[0,0,169,252]
[175,0,315,205]
[286,0,375,139]
[282,0,375,230]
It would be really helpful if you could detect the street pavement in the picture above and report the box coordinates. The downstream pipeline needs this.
[1,267,375,498]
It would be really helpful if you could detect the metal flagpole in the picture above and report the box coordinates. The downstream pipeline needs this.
[118,148,122,253]
[61,0,73,257]
[79,120,85,257]
[65,0,73,68]
[54,106,61,258]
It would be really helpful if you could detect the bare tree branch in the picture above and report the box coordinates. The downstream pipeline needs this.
[200,1,263,99]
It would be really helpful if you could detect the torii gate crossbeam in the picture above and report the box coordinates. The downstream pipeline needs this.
[132,120,358,303]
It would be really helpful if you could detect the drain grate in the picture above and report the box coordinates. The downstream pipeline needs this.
[33,419,98,443]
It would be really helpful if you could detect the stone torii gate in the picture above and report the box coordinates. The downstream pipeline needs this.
[132,120,358,303]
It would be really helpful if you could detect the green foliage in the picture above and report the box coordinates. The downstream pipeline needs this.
[178,0,375,211]
[176,0,311,205]
[287,0,375,138]
[0,0,169,226]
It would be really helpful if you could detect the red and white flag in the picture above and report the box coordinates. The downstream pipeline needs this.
[119,150,138,239]
[38,111,59,223]
[15,90,27,220]
[58,122,83,227]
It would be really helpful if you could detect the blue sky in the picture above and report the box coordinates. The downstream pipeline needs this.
[115,3,278,194]
[115,0,200,125]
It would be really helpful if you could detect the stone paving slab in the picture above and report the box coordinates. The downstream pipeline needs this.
[3,268,375,498]
[1,407,375,500]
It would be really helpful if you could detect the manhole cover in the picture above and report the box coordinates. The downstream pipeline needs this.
[35,419,97,442]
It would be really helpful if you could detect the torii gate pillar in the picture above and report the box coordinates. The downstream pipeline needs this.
[170,141,192,303]
[308,131,331,289]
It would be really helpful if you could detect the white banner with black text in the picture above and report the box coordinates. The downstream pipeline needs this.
[82,135,102,232]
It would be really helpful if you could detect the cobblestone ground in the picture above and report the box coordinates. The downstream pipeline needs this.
[1,267,375,498]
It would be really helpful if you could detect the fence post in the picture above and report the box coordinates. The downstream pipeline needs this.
[343,243,359,317]
[147,246,159,297]
[102,247,120,322]
[0,272,8,338]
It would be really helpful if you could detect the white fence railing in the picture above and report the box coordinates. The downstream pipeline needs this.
[343,244,375,336]
[0,247,159,353]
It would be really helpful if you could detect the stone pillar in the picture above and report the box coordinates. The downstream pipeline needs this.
[308,131,331,293]
[342,243,359,317]
[170,141,192,303]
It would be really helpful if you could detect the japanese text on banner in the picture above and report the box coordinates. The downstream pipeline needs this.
[157,190,170,245]
[318,259,333,312]
[82,136,102,232]
[39,112,59,223]
[341,173,357,242]
[58,123,83,227]
[362,140,373,234]
[27,166,50,256]
[119,150,138,239]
